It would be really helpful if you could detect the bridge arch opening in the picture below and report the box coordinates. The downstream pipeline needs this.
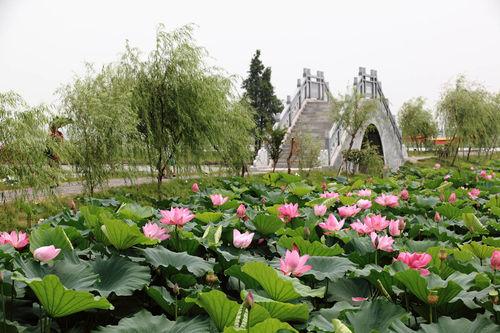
[361,124,384,156]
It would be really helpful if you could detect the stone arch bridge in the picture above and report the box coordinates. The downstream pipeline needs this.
[252,67,407,170]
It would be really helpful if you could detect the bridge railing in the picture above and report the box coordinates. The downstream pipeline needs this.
[274,68,330,130]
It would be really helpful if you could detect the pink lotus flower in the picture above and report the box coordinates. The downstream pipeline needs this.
[468,188,480,200]
[278,203,300,222]
[0,231,29,250]
[364,214,389,232]
[320,192,339,199]
[236,204,246,219]
[375,194,399,208]
[357,189,372,197]
[399,189,409,201]
[318,214,344,233]
[352,297,368,302]
[388,220,401,236]
[370,232,394,252]
[350,220,371,235]
[160,207,195,227]
[279,247,312,277]
[233,229,254,249]
[434,212,441,222]
[210,194,229,206]
[357,199,372,210]
[191,183,200,193]
[434,163,441,169]
[396,252,432,276]
[33,245,61,262]
[143,222,170,241]
[448,192,457,203]
[313,204,327,217]
[444,174,451,181]
[491,250,500,271]
[338,205,361,218]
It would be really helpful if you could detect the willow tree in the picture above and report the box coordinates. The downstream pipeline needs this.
[126,25,254,190]
[398,97,437,151]
[0,92,66,192]
[437,76,496,164]
[331,88,378,174]
[60,64,141,195]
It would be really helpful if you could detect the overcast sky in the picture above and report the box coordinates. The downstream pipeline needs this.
[1,0,499,115]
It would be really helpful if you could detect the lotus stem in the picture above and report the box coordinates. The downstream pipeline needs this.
[10,279,14,321]
[494,270,497,285]
[429,305,432,323]
[174,297,178,320]
[374,250,378,266]
[1,276,5,331]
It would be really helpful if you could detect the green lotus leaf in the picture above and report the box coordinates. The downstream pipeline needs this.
[142,246,214,277]
[14,255,98,290]
[278,236,344,256]
[416,315,500,333]
[241,290,309,322]
[251,213,284,236]
[193,290,233,330]
[344,298,407,333]
[146,286,194,317]
[29,225,73,254]
[116,203,155,221]
[287,182,314,196]
[93,309,210,332]
[326,278,371,302]
[100,215,156,250]
[394,269,462,305]
[303,256,356,281]
[241,261,324,302]
[14,274,113,318]
[462,213,488,234]
[224,318,298,333]
[196,212,224,223]
[436,204,462,220]
[459,241,496,260]
[92,255,151,296]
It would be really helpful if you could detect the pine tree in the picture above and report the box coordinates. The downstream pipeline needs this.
[242,50,283,157]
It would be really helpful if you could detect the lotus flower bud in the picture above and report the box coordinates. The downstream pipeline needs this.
[398,218,406,231]
[489,290,499,305]
[69,199,77,214]
[321,181,327,192]
[258,238,265,245]
[261,196,267,205]
[434,212,441,222]
[205,272,218,284]
[171,283,180,296]
[243,291,254,309]
[439,193,445,202]
[427,291,439,305]
[280,185,286,193]
[438,249,448,261]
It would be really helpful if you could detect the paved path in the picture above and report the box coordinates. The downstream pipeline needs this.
[0,176,158,204]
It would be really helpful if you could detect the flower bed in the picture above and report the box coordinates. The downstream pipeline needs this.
[0,164,499,332]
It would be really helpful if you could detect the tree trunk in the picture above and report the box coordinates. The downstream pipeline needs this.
[466,146,472,161]
[272,160,277,172]
[338,134,356,176]
[451,138,460,166]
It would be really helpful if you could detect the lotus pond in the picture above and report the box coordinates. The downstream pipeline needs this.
[0,164,499,332]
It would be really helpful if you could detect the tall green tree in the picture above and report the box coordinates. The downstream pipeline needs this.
[126,25,254,191]
[398,97,438,151]
[60,64,141,195]
[242,50,283,157]
[0,92,66,193]
[437,76,496,164]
